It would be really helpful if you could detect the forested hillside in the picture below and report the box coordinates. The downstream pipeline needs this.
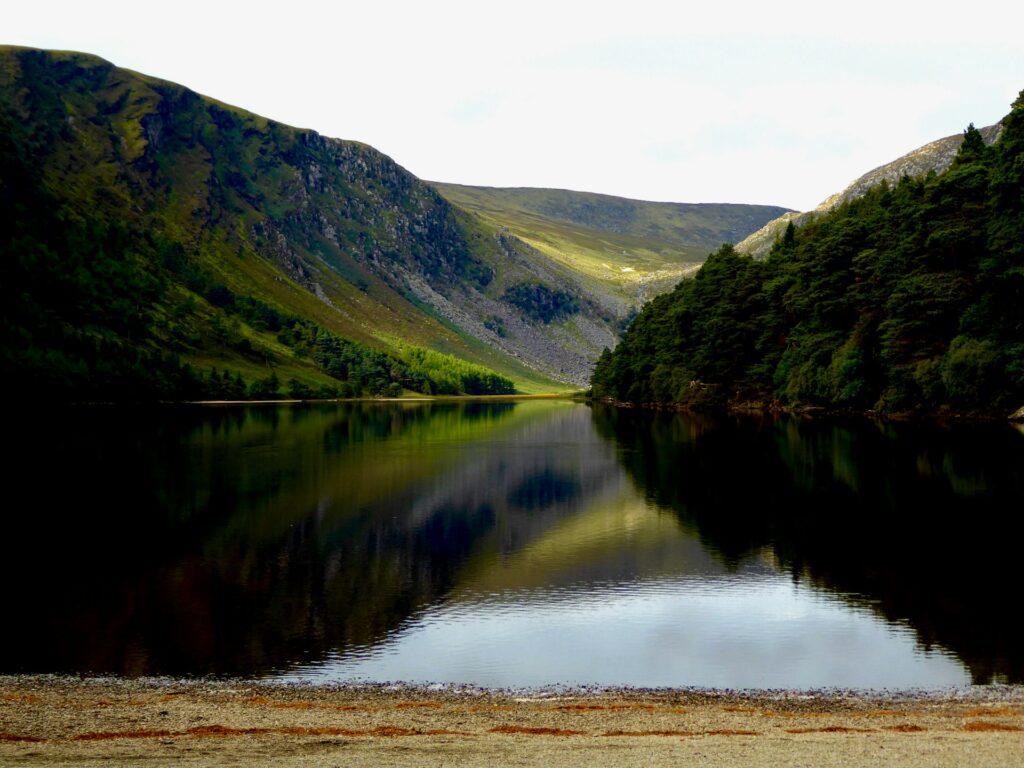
[592,93,1024,417]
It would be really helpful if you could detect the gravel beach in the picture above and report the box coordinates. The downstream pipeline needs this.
[2,677,1022,766]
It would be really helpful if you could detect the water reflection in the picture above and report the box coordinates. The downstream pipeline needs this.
[287,576,966,689]
[2,401,1021,686]
[3,401,608,677]
[590,405,1024,684]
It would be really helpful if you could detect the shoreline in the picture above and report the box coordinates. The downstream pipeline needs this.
[44,393,582,407]
[588,395,1024,424]
[187,392,580,405]
[9,673,1024,699]
[3,676,1022,766]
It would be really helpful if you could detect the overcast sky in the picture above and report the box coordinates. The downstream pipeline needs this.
[6,1,1023,210]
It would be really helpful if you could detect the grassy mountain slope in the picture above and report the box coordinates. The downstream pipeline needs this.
[434,182,790,304]
[2,47,651,395]
[593,98,1024,417]
[737,123,1004,258]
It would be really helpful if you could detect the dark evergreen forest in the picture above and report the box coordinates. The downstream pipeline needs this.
[593,93,1024,416]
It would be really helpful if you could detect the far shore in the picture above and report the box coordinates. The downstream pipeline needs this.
[2,677,1022,767]
[186,392,581,405]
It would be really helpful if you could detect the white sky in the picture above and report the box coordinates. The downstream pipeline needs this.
[5,1,1023,210]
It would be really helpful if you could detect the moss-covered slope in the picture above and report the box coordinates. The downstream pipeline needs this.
[434,182,790,305]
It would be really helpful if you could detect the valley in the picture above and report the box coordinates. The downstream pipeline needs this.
[0,46,787,398]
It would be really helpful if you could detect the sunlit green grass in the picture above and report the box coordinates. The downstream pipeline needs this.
[433,183,788,302]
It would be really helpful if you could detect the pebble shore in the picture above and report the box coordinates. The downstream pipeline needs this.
[3,677,1023,766]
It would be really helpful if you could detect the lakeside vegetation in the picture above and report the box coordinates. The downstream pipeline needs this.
[592,92,1024,417]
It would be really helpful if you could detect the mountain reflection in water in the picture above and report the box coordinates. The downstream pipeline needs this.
[3,401,1021,686]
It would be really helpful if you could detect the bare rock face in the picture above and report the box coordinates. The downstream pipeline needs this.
[736,123,1004,259]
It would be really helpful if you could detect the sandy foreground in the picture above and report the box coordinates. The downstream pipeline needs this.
[2,677,1023,767]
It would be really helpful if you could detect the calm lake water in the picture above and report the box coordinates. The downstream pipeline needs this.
[4,400,1023,688]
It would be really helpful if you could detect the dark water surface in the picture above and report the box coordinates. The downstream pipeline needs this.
[4,401,1022,688]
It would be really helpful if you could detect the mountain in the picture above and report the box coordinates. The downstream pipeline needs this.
[0,46,603,395]
[0,48,566,396]
[0,47,790,399]
[736,123,1004,258]
[592,96,1024,417]
[433,183,790,305]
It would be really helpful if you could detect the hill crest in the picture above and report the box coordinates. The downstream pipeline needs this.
[737,123,1003,258]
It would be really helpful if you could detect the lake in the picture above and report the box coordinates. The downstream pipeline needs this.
[4,400,1022,688]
